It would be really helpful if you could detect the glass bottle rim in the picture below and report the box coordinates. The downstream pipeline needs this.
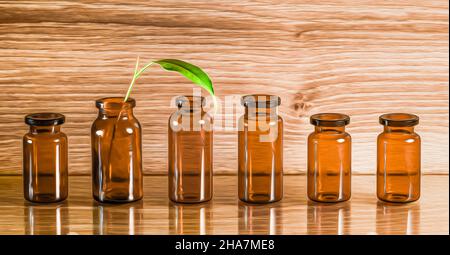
[176,95,205,108]
[25,112,65,126]
[310,113,350,127]
[379,113,419,127]
[95,97,136,109]
[241,94,281,108]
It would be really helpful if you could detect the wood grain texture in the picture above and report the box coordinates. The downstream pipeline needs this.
[0,175,447,235]
[0,1,448,175]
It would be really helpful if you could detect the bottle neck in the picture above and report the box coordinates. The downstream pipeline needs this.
[384,126,415,134]
[245,106,278,117]
[98,106,134,118]
[30,125,61,134]
[177,106,205,114]
[315,126,346,133]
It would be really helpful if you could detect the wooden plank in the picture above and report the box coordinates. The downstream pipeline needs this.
[0,1,448,175]
[0,175,447,234]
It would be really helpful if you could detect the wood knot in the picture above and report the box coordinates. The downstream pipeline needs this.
[292,92,312,117]
[295,29,312,39]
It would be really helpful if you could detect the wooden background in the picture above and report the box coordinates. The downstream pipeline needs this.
[0,0,448,175]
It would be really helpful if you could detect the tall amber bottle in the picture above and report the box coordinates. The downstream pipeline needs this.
[23,113,68,203]
[238,94,283,203]
[377,113,420,203]
[168,96,213,203]
[91,97,143,203]
[307,113,351,203]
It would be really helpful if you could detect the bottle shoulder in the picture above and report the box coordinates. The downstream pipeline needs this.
[169,111,213,122]
[378,131,420,143]
[240,114,283,122]
[378,131,420,139]
[168,111,213,132]
[308,131,351,142]
[23,131,67,143]
[92,115,141,129]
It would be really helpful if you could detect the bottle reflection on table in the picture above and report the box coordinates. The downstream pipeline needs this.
[376,201,420,235]
[169,202,213,235]
[25,202,70,235]
[93,200,144,235]
[238,201,282,235]
[307,201,351,235]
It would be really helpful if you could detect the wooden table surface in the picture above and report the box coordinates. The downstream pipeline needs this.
[0,175,447,235]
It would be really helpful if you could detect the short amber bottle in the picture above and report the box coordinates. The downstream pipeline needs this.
[23,113,68,203]
[238,94,283,203]
[377,113,420,203]
[168,96,213,203]
[91,97,143,203]
[307,113,351,203]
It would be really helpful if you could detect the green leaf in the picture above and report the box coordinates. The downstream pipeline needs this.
[154,59,214,97]
[123,58,216,113]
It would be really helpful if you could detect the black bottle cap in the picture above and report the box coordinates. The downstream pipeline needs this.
[379,113,419,127]
[25,113,65,126]
[310,113,350,127]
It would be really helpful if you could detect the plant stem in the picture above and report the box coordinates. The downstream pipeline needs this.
[124,58,155,102]
[212,95,218,115]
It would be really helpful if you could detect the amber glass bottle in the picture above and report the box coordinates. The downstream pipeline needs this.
[307,113,351,203]
[238,94,283,203]
[23,113,68,203]
[91,97,143,203]
[377,113,420,203]
[168,96,213,203]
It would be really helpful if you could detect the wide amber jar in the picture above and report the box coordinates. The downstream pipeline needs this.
[91,97,143,203]
[377,113,420,203]
[168,96,213,203]
[23,113,68,203]
[238,94,283,203]
[307,113,351,203]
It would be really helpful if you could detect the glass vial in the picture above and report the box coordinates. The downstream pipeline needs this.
[377,113,420,203]
[91,97,143,203]
[307,113,351,203]
[238,94,283,203]
[23,113,68,203]
[168,96,213,203]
